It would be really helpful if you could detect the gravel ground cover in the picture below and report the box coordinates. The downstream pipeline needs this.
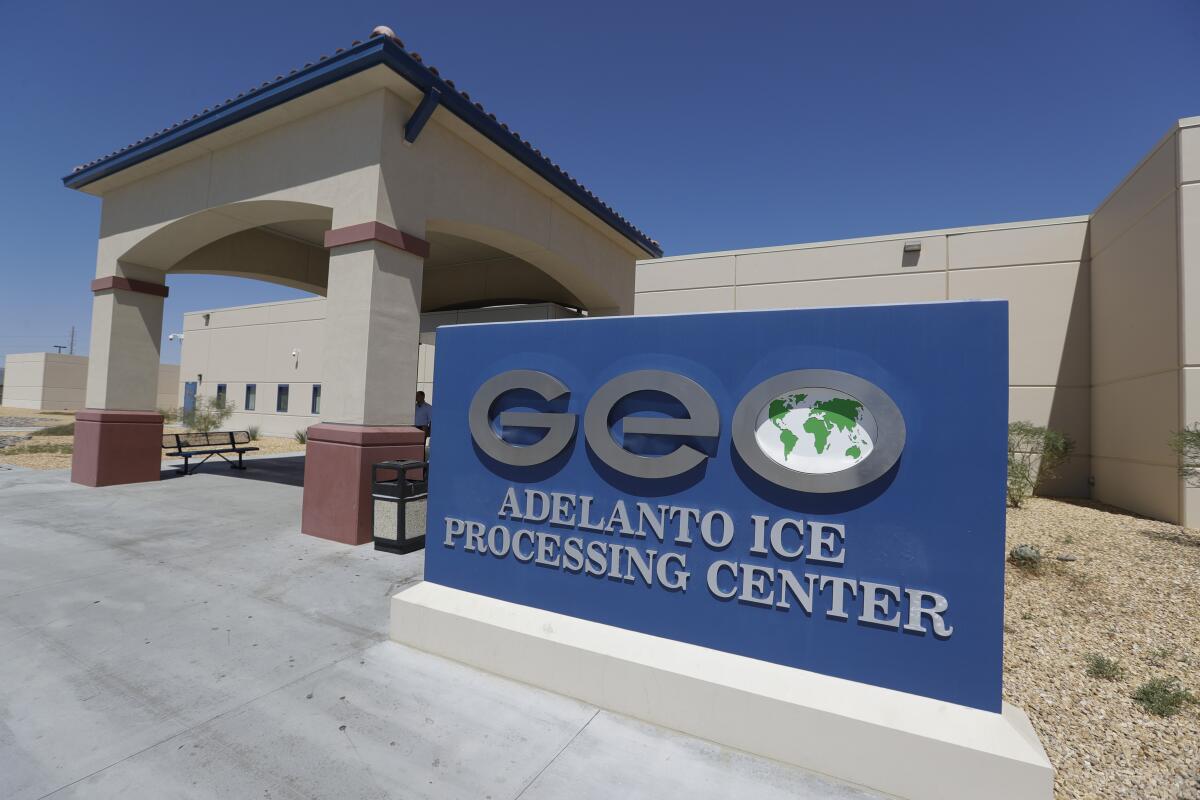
[1004,497,1200,799]
[0,416,55,428]
[0,405,70,421]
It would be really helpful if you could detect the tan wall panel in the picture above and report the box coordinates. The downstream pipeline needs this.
[948,222,1087,270]
[1009,386,1090,452]
[417,342,435,384]
[1178,125,1200,185]
[202,305,279,329]
[1092,457,1180,523]
[1090,192,1179,385]
[179,328,211,383]
[2,356,45,392]
[1009,386,1090,497]
[1183,366,1200,528]
[1180,184,1200,366]
[734,236,945,285]
[207,327,271,385]
[949,262,1089,387]
[224,407,319,439]
[1091,370,1178,466]
[734,272,945,311]
[41,356,89,389]
[1091,137,1178,256]
[264,320,325,384]
[636,256,735,292]
[266,298,327,324]
[2,387,42,407]
[634,287,736,315]
[2,355,45,409]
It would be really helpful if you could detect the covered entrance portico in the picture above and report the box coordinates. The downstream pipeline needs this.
[64,28,660,544]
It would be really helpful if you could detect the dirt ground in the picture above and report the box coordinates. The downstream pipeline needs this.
[1004,497,1200,799]
[0,425,305,470]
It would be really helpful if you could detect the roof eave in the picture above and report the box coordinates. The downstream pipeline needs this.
[62,37,662,258]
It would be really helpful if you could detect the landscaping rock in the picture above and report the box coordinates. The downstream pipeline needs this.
[1004,498,1200,799]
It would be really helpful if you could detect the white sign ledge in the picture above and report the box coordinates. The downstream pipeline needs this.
[390,581,1053,800]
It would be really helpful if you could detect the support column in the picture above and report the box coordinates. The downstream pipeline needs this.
[72,275,168,487]
[301,222,428,544]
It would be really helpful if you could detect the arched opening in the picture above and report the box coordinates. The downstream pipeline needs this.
[119,200,335,296]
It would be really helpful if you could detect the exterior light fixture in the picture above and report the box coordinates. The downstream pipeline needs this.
[903,241,922,253]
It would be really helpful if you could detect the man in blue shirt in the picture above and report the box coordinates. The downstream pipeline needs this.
[414,391,432,438]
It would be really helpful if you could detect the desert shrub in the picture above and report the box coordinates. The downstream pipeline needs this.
[247,425,261,441]
[159,407,179,424]
[1170,424,1200,485]
[1084,654,1124,681]
[1132,677,1196,717]
[1007,422,1074,508]
[31,422,74,436]
[174,396,235,433]
[1008,544,1042,569]
[294,429,308,444]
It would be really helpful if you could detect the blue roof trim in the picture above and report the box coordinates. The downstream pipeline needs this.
[63,37,661,257]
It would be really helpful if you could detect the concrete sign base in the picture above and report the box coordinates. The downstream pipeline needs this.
[391,581,1054,800]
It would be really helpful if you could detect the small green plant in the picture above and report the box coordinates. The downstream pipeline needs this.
[159,407,179,424]
[173,397,235,433]
[1170,423,1200,484]
[1007,422,1075,508]
[294,429,308,444]
[247,425,261,441]
[1084,654,1124,681]
[1008,544,1043,569]
[1132,677,1196,717]
[31,422,74,436]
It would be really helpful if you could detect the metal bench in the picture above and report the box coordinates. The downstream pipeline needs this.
[162,431,259,475]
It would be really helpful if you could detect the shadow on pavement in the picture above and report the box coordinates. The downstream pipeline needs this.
[161,454,306,487]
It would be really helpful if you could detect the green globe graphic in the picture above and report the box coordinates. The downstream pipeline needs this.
[753,387,878,474]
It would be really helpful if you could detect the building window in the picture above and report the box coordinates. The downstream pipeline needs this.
[245,384,256,411]
[215,384,227,407]
[311,384,321,415]
[277,384,289,413]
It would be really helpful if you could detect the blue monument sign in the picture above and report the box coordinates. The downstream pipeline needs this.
[424,301,1008,712]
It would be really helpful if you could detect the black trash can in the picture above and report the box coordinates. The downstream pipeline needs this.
[371,459,428,553]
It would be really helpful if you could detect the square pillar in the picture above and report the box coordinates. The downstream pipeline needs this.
[71,275,168,487]
[301,222,428,544]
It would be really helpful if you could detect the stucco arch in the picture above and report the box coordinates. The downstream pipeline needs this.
[119,199,333,272]
[424,218,629,314]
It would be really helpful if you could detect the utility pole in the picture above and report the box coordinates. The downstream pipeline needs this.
[68,326,76,355]
[52,345,66,354]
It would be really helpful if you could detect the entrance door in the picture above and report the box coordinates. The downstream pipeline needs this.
[183,382,197,414]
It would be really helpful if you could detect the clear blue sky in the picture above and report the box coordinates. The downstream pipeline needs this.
[0,1,1197,363]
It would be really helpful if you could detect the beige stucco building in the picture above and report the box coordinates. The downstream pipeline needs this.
[1,353,177,412]
[176,297,579,437]
[174,119,1200,528]
[62,27,656,544]
[636,118,1200,527]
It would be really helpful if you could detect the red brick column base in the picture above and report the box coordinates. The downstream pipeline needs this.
[71,410,164,487]
[301,423,427,545]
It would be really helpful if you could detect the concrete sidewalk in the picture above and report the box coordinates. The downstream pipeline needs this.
[0,467,877,800]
